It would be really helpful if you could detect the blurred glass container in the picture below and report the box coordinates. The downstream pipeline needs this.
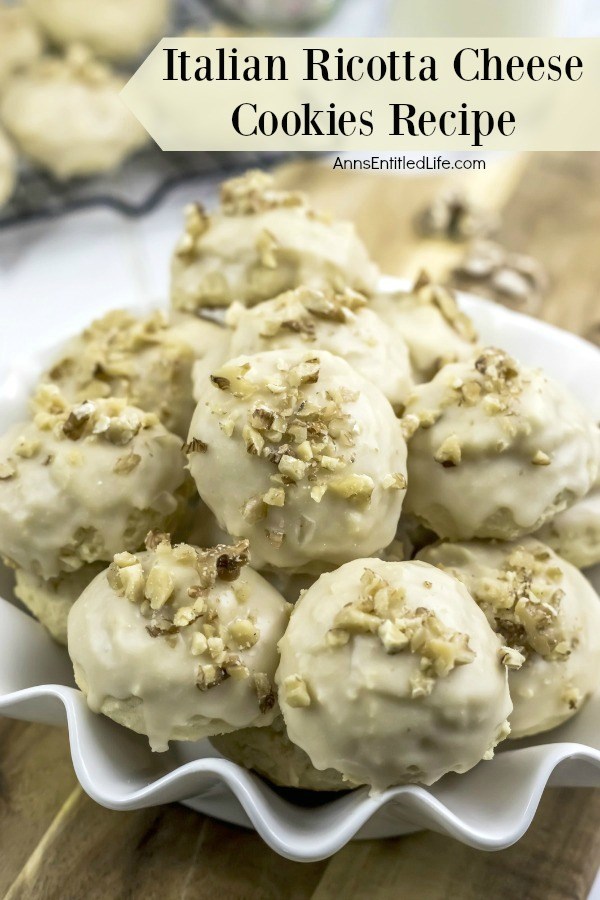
[214,0,339,30]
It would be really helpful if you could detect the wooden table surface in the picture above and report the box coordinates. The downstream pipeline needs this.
[1,152,599,899]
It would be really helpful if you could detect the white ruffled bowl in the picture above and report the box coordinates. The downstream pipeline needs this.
[0,277,599,862]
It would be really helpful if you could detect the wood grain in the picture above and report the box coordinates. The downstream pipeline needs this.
[1,152,600,899]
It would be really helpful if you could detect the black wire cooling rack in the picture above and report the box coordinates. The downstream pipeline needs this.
[0,0,303,230]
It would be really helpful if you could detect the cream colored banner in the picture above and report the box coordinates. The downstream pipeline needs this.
[121,38,600,151]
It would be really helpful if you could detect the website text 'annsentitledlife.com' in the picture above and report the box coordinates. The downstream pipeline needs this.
[333,155,486,171]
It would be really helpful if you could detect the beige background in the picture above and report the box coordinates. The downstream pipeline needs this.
[121,38,600,151]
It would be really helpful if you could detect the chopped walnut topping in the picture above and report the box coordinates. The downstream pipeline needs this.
[328,474,374,502]
[215,541,250,581]
[175,203,210,258]
[562,685,583,711]
[173,606,200,628]
[382,472,407,491]
[328,568,475,698]
[282,674,312,708]
[33,387,156,448]
[113,451,141,475]
[228,617,260,649]
[63,401,95,440]
[434,435,462,468]
[14,437,40,459]
[253,672,276,714]
[197,663,229,691]
[440,543,572,663]
[183,437,208,454]
[190,632,209,656]
[0,460,16,480]
[401,414,420,441]
[266,528,285,549]
[409,272,477,343]
[220,170,305,217]
[145,564,175,610]
[242,496,267,523]
[531,450,552,466]
[499,645,526,670]
[146,621,179,638]
[242,285,367,343]
[145,530,170,552]
[210,374,231,391]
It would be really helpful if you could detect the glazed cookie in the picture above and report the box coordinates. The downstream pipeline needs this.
[212,716,347,791]
[45,309,227,438]
[418,539,600,739]
[187,348,407,572]
[403,347,599,540]
[534,482,600,570]
[170,170,379,312]
[0,387,189,579]
[14,563,104,645]
[68,534,291,751]
[0,127,17,209]
[224,286,413,412]
[371,274,479,382]
[0,7,43,88]
[277,558,512,792]
[25,0,169,62]
[0,45,148,179]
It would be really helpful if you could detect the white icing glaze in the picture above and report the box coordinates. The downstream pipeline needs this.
[0,390,189,578]
[225,286,413,411]
[0,45,148,179]
[170,171,379,311]
[418,538,600,739]
[68,539,291,751]
[371,279,479,382]
[0,7,43,87]
[534,485,600,570]
[25,0,169,62]
[187,348,407,572]
[277,558,512,792]
[404,348,599,540]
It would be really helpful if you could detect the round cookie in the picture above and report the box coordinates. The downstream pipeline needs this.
[277,558,512,792]
[418,538,600,739]
[14,563,104,645]
[0,45,148,180]
[68,534,291,751]
[187,348,407,572]
[212,716,347,791]
[45,308,227,438]
[170,170,379,312]
[403,347,599,540]
[0,127,17,209]
[25,0,169,62]
[0,386,189,579]
[371,274,479,382]
[534,483,600,570]
[225,286,413,412]
[0,7,43,88]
